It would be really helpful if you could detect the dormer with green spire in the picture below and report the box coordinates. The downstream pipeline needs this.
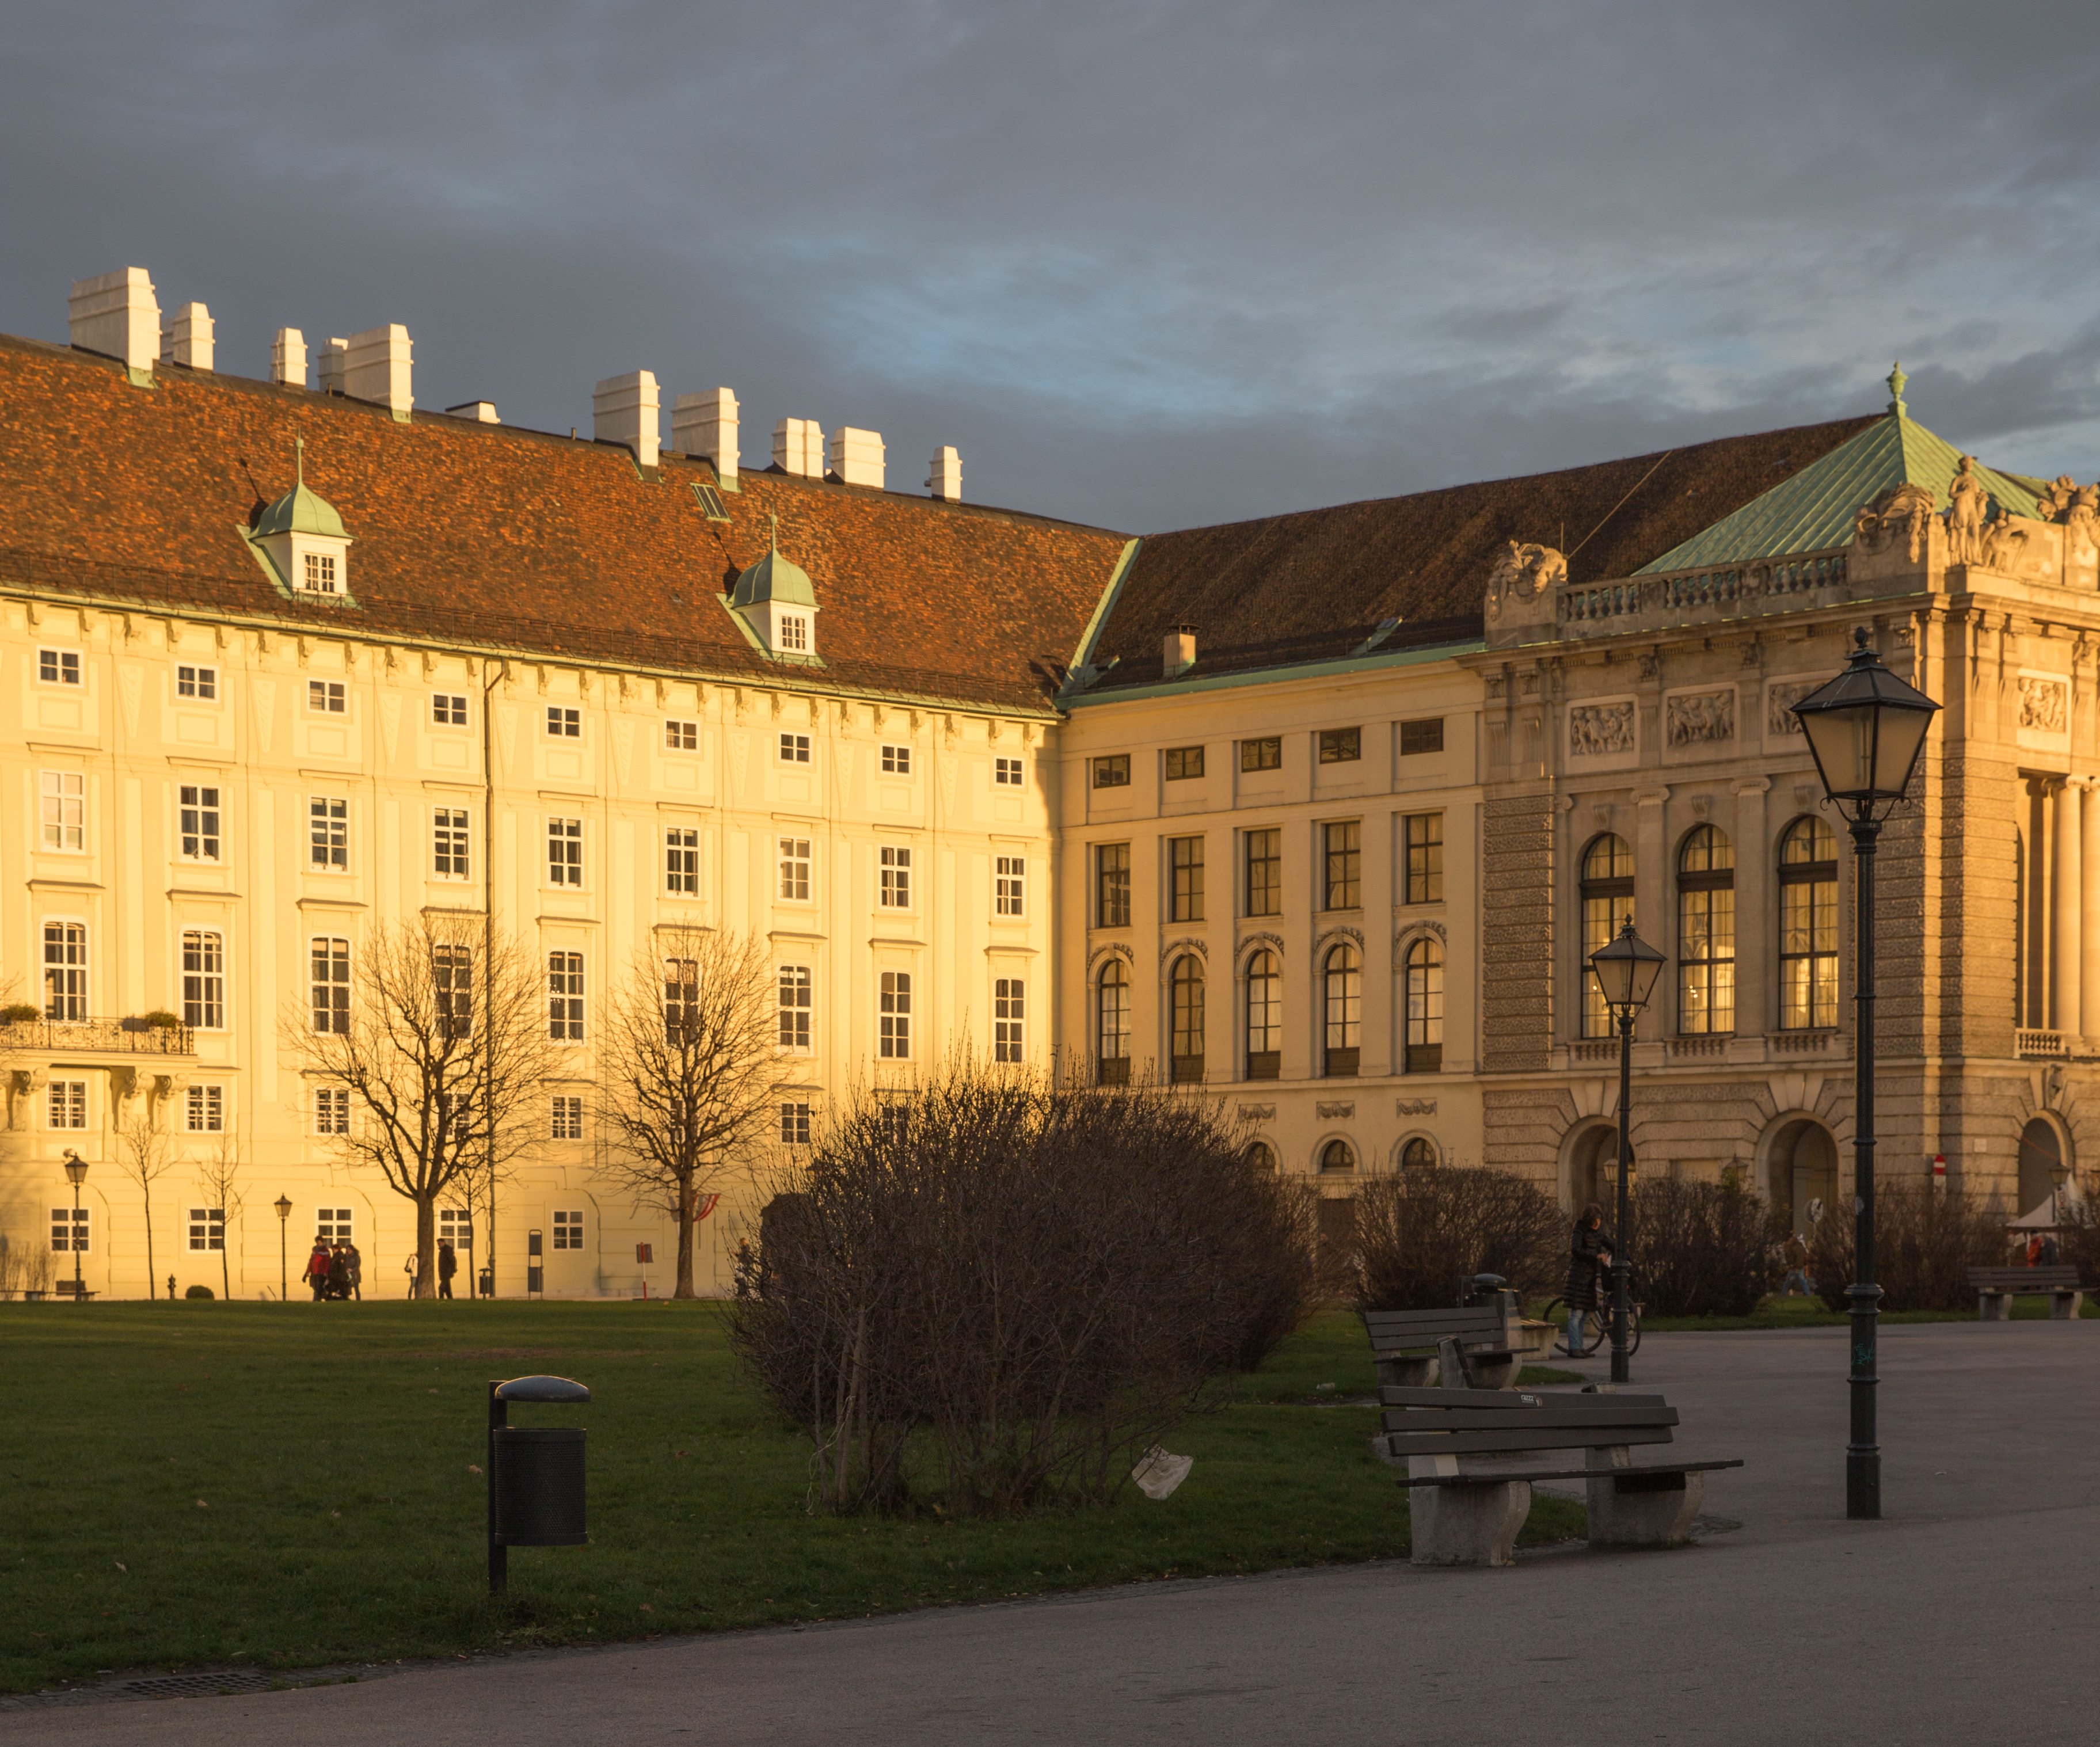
[724,515,821,661]
[248,437,355,602]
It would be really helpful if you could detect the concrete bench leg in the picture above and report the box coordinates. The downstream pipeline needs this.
[1978,1293,2011,1321]
[1410,1480,1532,1568]
[1585,1468,1705,1548]
[1467,1353,1521,1390]
[2051,1291,2084,1320]
[1376,1355,1439,1389]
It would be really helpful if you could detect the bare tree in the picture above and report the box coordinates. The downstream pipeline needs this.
[113,1107,180,1301]
[596,926,791,1297]
[282,915,555,1298]
[193,1129,246,1301]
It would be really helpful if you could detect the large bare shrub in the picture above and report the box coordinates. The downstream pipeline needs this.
[1353,1166,1561,1312]
[2055,1192,2100,1287]
[1809,1180,2003,1312]
[1624,1176,1779,1318]
[730,1063,1315,1517]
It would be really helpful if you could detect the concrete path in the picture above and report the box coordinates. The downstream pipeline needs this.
[13,1321,2100,1745]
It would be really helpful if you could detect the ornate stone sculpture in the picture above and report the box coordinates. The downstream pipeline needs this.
[1666,690,1736,748]
[1569,701,1635,758]
[1946,455,1989,566]
[1766,680,1818,736]
[1485,540,1568,621]
[1978,515,2031,574]
[1853,482,1938,563]
[2019,676,2068,734]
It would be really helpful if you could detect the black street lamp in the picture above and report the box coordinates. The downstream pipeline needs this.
[61,1150,88,1303]
[1791,626,1940,1522]
[1588,918,1666,1384]
[274,1194,294,1302]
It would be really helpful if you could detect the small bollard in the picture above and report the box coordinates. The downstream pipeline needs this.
[486,1374,591,1595]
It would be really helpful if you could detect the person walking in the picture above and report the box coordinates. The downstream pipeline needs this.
[305,1238,332,1303]
[1781,1230,1816,1297]
[325,1242,351,1301]
[344,1242,363,1302]
[438,1239,456,1300]
[1562,1202,1614,1356]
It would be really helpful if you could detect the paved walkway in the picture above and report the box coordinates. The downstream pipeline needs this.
[14,1320,2100,1746]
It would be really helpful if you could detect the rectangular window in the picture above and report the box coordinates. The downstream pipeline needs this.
[547,817,583,887]
[181,930,225,1029]
[879,844,912,908]
[1093,754,1131,789]
[548,951,584,1042]
[1096,843,1131,928]
[778,836,812,901]
[40,649,82,686]
[779,733,811,764]
[1245,829,1282,918]
[778,965,813,1051]
[994,977,1025,1063]
[178,785,222,862]
[780,1102,812,1145]
[40,771,85,851]
[881,744,912,774]
[309,796,348,870]
[309,679,345,714]
[778,614,809,653]
[995,855,1026,918]
[177,664,217,700]
[184,1084,225,1133]
[433,809,470,878]
[432,692,468,726]
[302,551,337,593]
[1165,745,1205,781]
[663,957,699,1042]
[552,1208,585,1248]
[1240,736,1281,772]
[994,757,1024,787]
[437,1208,474,1252]
[1169,836,1205,923]
[1405,813,1444,904]
[878,971,912,1059]
[186,1206,225,1252]
[310,937,350,1034]
[433,946,473,1042]
[48,1079,88,1129]
[546,706,580,738]
[50,1205,90,1253]
[1400,717,1445,756]
[43,922,87,1022]
[1323,820,1362,911]
[1318,726,1361,764]
[664,718,698,751]
[665,827,700,896]
[315,1208,353,1243]
[550,1096,584,1140]
[314,1088,351,1135]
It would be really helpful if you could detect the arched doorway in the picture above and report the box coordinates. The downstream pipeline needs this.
[1567,1124,1633,1212]
[1766,1118,1838,1232]
[2018,1118,2064,1217]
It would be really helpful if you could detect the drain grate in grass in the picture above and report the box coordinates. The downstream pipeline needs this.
[123,1672,275,1699]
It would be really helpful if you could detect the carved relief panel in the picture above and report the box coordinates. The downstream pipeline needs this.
[1566,696,1638,771]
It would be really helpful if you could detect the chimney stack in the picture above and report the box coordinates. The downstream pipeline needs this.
[773,418,824,479]
[317,338,347,394]
[1164,625,1197,677]
[827,427,885,489]
[446,401,501,424]
[343,325,413,418]
[594,370,661,467]
[68,267,161,377]
[927,446,962,502]
[271,328,308,387]
[671,387,738,483]
[160,302,214,371]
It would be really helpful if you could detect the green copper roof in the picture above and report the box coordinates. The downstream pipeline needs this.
[730,519,816,608]
[1636,402,2044,576]
[253,479,351,541]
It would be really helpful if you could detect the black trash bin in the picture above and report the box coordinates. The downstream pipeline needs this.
[486,1374,590,1593]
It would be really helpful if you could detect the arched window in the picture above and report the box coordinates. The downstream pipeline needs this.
[1323,944,1360,1076]
[1778,817,1838,1029]
[1245,950,1281,1080]
[1580,833,1635,1038]
[1170,955,1205,1083]
[1405,937,1443,1072]
[1096,960,1129,1086]
[1242,1139,1276,1173]
[2018,1118,2064,1218]
[1677,825,1735,1035]
[1319,1138,1356,1174]
[1399,1136,1437,1170]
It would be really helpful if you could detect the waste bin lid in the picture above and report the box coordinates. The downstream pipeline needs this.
[494,1374,591,1403]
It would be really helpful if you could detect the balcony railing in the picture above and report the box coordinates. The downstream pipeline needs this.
[1558,549,1850,634]
[0,1018,197,1056]
[2017,1030,2068,1060]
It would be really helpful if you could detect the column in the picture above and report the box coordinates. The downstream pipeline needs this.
[2082,778,2100,1045]
[2055,779,2082,1039]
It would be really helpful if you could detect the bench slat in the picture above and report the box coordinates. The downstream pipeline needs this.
[1402,1459,1744,1487]
[1380,1404,1679,1434]
[1384,1423,1677,1456]
[1379,1387,1668,1409]
[1967,1268,2080,1288]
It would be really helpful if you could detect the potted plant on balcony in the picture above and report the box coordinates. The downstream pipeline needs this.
[120,1011,182,1033]
[0,1003,40,1027]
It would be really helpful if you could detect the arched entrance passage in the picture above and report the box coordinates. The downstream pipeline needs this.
[1566,1123,1634,1213]
[2017,1118,2065,1217]
[1766,1118,1838,1233]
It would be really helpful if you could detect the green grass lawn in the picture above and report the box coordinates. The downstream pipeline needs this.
[0,1303,1582,1695]
[1611,1294,2099,1333]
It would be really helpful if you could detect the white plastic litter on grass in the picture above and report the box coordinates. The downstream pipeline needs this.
[1132,1446,1194,1500]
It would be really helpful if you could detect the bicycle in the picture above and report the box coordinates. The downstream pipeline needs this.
[1541,1282,1643,1360]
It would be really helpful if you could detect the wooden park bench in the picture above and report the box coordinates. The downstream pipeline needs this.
[1363,1306,1523,1391]
[1380,1340,1743,1567]
[52,1280,97,1300]
[1968,1265,2084,1320]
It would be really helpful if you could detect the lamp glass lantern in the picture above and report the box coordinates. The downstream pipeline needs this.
[1589,918,1666,1017]
[62,1152,89,1188]
[1790,629,1939,805]
[274,1194,294,1222]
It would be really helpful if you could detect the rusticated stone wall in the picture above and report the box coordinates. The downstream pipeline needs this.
[1480,789,1555,1072]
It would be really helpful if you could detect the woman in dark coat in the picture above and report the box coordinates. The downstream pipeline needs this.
[1563,1202,1615,1355]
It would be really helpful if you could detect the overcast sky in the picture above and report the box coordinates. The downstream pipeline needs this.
[4,1,2098,534]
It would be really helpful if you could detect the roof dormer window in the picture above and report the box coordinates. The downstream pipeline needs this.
[725,516,820,662]
[303,551,338,593]
[778,614,808,653]
[248,437,355,605]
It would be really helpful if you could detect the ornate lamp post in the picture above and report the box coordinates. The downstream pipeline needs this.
[60,1150,88,1302]
[1791,627,1940,1521]
[274,1194,294,1302]
[1588,918,1666,1384]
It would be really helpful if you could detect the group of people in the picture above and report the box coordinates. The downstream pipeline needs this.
[303,1238,363,1301]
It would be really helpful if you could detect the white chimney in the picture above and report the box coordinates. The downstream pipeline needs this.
[68,267,161,375]
[592,370,661,467]
[773,417,824,478]
[927,446,962,503]
[271,328,309,387]
[827,427,885,489]
[671,387,739,484]
[317,338,347,394]
[159,302,214,371]
[1164,624,1196,677]
[446,400,501,424]
[343,325,413,418]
